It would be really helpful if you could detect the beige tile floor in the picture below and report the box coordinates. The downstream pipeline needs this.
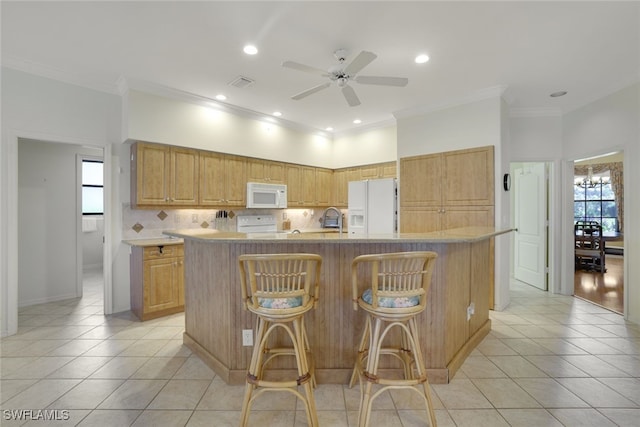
[1,271,639,426]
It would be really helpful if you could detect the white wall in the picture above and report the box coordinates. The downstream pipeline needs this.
[83,217,105,270]
[562,83,640,323]
[18,140,102,306]
[1,68,121,336]
[396,97,502,158]
[509,115,563,160]
[127,91,334,167]
[332,125,397,168]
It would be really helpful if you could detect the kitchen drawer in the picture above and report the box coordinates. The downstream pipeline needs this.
[143,244,184,260]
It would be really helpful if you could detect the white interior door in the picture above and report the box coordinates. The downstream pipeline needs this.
[513,163,548,290]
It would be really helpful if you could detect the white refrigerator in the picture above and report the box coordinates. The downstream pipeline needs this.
[348,178,397,235]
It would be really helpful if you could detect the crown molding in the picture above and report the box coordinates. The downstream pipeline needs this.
[2,56,121,95]
[125,78,330,137]
[509,107,563,118]
[393,85,509,120]
[332,117,397,138]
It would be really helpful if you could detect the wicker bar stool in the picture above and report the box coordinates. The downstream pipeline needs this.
[238,253,322,427]
[349,251,438,427]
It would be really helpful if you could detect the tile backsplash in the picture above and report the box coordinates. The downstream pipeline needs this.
[122,204,337,240]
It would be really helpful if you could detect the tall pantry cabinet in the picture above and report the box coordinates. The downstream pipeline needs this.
[400,146,495,232]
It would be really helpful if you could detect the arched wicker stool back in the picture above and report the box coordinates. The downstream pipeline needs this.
[238,253,322,427]
[349,251,438,427]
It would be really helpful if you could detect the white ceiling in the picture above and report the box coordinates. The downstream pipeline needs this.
[2,1,639,134]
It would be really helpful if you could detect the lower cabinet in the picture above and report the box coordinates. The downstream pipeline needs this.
[130,244,184,321]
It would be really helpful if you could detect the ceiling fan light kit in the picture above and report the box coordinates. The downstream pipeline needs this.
[282,49,408,107]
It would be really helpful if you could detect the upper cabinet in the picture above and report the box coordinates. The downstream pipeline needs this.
[359,161,397,180]
[130,141,395,209]
[247,158,285,184]
[442,147,494,206]
[287,165,333,207]
[315,168,333,206]
[131,142,199,208]
[399,146,494,232]
[199,152,246,207]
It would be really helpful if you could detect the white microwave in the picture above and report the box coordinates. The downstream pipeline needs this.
[246,182,287,209]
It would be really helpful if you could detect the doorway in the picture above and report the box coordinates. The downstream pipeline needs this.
[17,139,105,312]
[573,152,624,313]
[78,155,105,306]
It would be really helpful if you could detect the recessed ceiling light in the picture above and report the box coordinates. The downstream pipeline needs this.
[325,127,334,132]
[215,94,227,101]
[353,119,362,124]
[243,45,258,55]
[550,91,567,97]
[415,54,430,64]
[273,111,282,117]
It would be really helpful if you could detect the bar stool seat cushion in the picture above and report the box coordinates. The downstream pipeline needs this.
[361,289,419,308]
[257,296,303,309]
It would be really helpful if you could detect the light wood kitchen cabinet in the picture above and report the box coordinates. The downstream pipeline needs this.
[130,140,401,209]
[246,158,285,183]
[315,168,332,206]
[130,244,184,321]
[359,161,397,180]
[400,146,494,232]
[199,152,246,206]
[131,142,199,208]
[442,147,494,206]
[332,169,349,206]
[286,164,316,206]
[400,154,442,208]
[401,206,495,233]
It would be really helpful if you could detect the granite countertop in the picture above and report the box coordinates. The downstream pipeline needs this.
[163,227,514,244]
[123,237,184,247]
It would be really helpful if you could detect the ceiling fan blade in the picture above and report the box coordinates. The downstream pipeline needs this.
[341,85,361,107]
[343,51,377,75]
[355,75,409,87]
[291,82,331,100]
[282,61,328,76]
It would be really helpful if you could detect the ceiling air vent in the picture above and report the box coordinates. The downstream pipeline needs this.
[227,76,255,89]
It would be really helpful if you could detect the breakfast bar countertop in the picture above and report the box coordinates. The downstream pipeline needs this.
[122,237,184,247]
[163,226,513,244]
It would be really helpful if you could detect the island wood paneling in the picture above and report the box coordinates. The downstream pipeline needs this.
[182,238,493,384]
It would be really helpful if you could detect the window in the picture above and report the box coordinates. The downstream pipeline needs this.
[82,160,103,215]
[574,172,617,232]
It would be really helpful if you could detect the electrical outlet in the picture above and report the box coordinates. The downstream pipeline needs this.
[192,214,198,223]
[242,329,253,346]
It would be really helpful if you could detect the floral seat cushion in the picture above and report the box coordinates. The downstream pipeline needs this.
[361,288,420,308]
[257,296,303,309]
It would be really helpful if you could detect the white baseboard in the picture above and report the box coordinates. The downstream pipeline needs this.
[18,292,80,308]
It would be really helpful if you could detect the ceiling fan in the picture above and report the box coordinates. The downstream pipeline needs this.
[282,49,408,107]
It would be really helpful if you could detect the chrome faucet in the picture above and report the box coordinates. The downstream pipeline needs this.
[322,207,343,234]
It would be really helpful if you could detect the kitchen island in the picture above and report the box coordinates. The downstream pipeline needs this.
[164,227,511,384]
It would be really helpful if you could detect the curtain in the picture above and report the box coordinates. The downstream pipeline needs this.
[574,162,623,232]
